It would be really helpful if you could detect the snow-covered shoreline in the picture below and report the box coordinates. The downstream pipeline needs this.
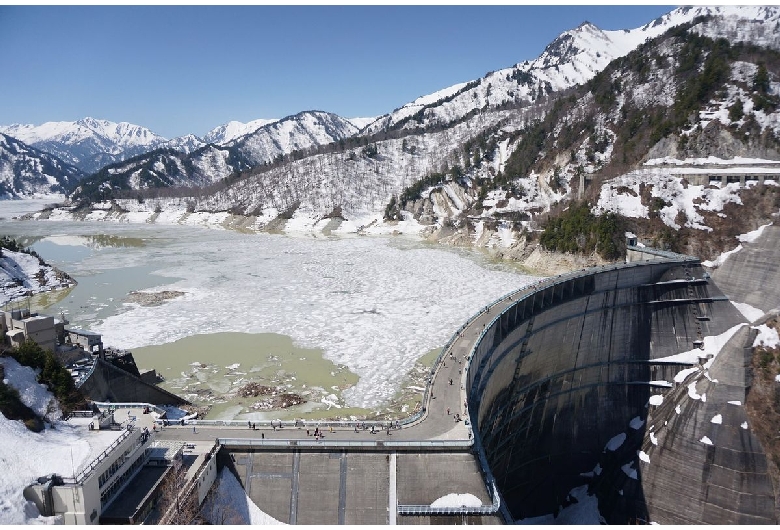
[0,246,76,307]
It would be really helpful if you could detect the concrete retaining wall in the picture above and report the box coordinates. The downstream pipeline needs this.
[79,358,189,406]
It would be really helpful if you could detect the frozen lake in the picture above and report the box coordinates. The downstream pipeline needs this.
[0,200,538,409]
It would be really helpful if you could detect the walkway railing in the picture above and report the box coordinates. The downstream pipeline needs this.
[92,401,167,417]
[217,438,473,450]
[73,428,135,484]
[74,358,98,387]
[397,482,501,516]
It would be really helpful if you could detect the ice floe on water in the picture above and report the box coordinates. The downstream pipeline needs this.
[22,224,535,409]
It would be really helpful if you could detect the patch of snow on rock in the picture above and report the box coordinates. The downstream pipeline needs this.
[700,436,713,445]
[629,416,644,430]
[648,394,663,406]
[0,358,59,420]
[753,324,780,349]
[711,414,723,424]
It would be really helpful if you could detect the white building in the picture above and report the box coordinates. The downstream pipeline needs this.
[1,308,59,353]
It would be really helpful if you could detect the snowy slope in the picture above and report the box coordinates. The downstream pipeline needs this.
[0,359,125,524]
[0,134,85,198]
[228,110,359,166]
[347,116,379,131]
[364,6,780,135]
[160,134,205,154]
[0,246,75,306]
[203,118,280,145]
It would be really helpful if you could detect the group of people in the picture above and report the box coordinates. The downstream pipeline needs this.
[308,427,324,440]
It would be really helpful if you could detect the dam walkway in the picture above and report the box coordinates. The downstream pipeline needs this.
[148,260,658,523]
[150,277,524,524]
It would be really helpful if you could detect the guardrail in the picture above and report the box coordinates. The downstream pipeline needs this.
[74,358,98,387]
[73,427,135,484]
[397,482,501,516]
[92,401,167,417]
[217,438,474,450]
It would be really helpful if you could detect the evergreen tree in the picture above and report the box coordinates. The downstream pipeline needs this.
[753,63,770,94]
[728,98,744,121]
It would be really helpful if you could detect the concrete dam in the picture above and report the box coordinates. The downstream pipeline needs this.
[466,254,776,524]
[113,243,777,524]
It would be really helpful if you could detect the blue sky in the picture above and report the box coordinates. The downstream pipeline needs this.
[0,5,674,138]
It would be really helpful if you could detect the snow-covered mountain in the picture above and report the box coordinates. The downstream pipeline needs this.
[71,111,359,201]
[54,5,780,267]
[364,6,780,135]
[347,116,380,131]
[0,134,85,198]
[0,117,299,175]
[226,110,358,165]
[203,118,279,145]
[0,117,168,174]
[159,134,205,154]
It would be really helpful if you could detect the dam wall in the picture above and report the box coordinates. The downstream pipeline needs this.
[465,258,749,522]
[79,358,189,406]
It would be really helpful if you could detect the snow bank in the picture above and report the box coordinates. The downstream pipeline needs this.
[702,244,742,268]
[731,301,765,322]
[738,222,772,243]
[0,413,125,524]
[430,493,483,508]
[753,324,780,349]
[203,467,284,525]
[655,324,746,365]
[0,357,60,420]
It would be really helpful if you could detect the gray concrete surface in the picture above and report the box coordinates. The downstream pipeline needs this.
[711,224,780,314]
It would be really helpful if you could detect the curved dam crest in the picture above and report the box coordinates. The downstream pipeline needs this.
[466,254,775,523]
